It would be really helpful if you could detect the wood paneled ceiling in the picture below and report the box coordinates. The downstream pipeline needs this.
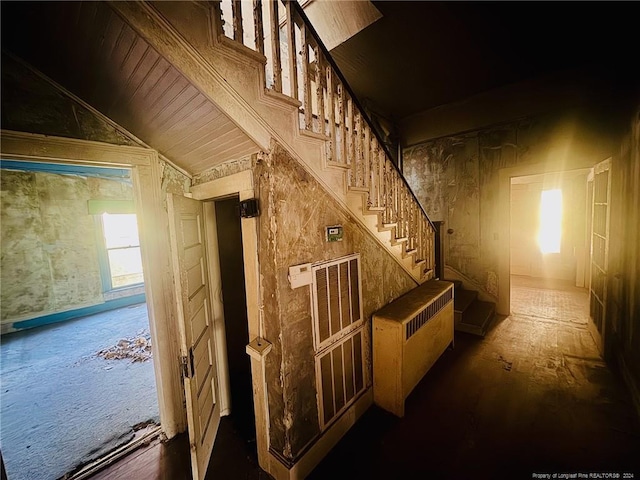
[1,1,260,176]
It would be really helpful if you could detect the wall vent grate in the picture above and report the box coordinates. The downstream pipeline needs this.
[316,329,365,429]
[312,254,362,352]
[312,254,365,430]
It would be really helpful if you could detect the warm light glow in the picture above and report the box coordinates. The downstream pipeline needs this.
[102,213,139,248]
[538,189,562,254]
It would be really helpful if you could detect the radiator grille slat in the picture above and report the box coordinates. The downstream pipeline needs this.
[405,287,453,341]
[349,258,360,323]
[316,268,330,343]
[320,353,334,421]
[339,262,350,330]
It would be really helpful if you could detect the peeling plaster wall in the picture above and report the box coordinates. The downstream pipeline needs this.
[255,142,416,462]
[404,109,621,298]
[0,170,133,327]
[192,156,254,186]
[0,54,192,332]
[1,54,136,145]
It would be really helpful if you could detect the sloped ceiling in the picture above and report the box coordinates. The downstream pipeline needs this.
[1,1,261,176]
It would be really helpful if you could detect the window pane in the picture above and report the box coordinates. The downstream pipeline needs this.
[107,247,144,288]
[538,189,562,254]
[102,213,140,249]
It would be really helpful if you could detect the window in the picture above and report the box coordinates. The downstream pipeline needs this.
[99,213,144,289]
[538,189,563,254]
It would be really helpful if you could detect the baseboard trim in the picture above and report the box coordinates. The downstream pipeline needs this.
[267,388,373,480]
[6,294,146,333]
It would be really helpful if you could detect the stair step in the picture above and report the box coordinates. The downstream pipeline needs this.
[326,160,350,170]
[392,237,408,245]
[404,248,417,257]
[456,300,495,337]
[454,289,477,314]
[367,206,385,213]
[381,222,397,230]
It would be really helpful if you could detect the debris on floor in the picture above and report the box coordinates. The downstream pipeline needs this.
[95,330,153,363]
[498,354,513,371]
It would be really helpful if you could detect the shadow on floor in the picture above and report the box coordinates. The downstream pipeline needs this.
[87,281,640,480]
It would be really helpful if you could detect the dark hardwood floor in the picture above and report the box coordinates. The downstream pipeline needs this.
[90,415,268,480]
[89,279,640,480]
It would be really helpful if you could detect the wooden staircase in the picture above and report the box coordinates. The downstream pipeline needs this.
[449,280,496,337]
[114,0,436,284]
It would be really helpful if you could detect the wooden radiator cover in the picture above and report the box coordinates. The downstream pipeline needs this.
[373,280,454,417]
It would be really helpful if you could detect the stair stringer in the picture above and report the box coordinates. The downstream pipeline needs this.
[443,266,498,305]
[112,0,429,284]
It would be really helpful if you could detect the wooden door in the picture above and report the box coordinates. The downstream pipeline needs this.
[589,158,612,349]
[168,194,220,480]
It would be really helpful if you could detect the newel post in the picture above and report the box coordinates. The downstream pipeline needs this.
[433,221,445,280]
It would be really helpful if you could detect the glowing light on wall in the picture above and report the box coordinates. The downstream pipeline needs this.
[538,189,562,254]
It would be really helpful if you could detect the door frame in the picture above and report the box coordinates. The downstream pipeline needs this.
[587,157,612,354]
[497,162,593,316]
[190,169,271,472]
[0,130,186,437]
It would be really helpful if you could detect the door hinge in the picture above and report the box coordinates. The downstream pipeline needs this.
[180,355,190,379]
[180,348,195,380]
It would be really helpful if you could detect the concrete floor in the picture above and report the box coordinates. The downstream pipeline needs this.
[0,303,159,480]
[87,276,640,479]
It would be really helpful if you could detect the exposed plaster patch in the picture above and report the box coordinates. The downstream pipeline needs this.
[257,141,416,461]
[486,271,499,297]
[0,171,133,324]
[191,155,255,186]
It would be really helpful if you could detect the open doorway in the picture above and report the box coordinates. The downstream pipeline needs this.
[212,196,256,446]
[0,160,159,480]
[509,169,591,325]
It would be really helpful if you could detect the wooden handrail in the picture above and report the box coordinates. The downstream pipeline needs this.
[289,0,436,232]
[213,0,435,276]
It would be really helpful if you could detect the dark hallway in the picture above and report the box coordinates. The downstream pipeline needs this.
[89,278,640,480]
[214,196,256,446]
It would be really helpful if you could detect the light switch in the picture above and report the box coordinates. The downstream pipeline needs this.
[289,263,312,289]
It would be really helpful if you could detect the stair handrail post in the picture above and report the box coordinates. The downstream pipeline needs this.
[290,0,436,233]
[254,0,265,56]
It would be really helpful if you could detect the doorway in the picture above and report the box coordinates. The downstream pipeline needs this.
[212,196,256,447]
[0,160,159,480]
[189,169,267,476]
[509,169,591,325]
[510,170,591,284]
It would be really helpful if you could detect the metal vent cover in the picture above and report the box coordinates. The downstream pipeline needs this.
[312,254,362,353]
[405,287,453,340]
[312,254,365,430]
